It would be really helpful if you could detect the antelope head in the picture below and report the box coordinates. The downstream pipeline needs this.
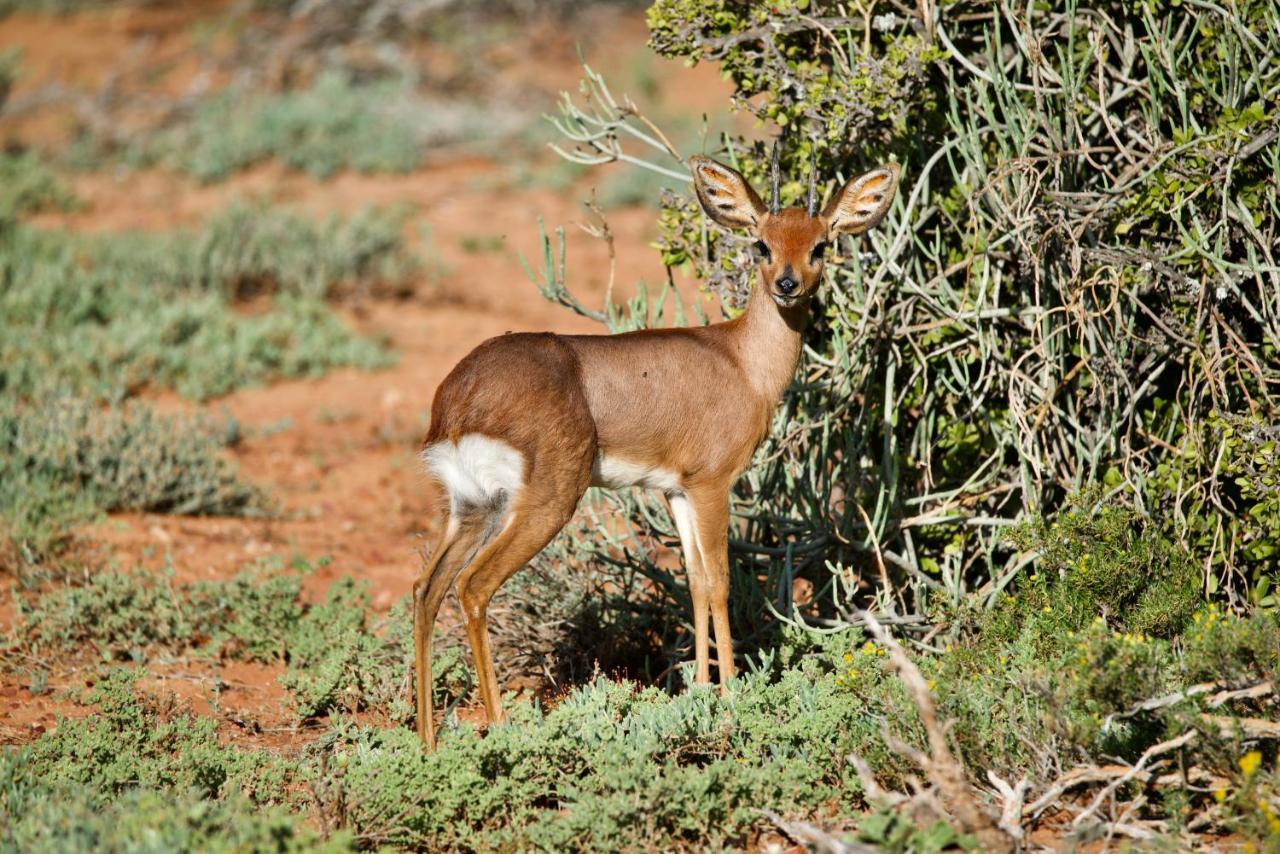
[689,146,900,308]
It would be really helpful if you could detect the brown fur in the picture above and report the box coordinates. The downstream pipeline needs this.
[412,155,901,745]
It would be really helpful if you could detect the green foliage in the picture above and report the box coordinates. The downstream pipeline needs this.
[0,785,346,854]
[856,811,977,853]
[278,579,418,721]
[146,70,423,181]
[0,398,263,560]
[9,509,1276,848]
[10,563,469,722]
[979,497,1202,659]
[0,0,96,15]
[316,657,880,850]
[13,563,293,662]
[0,152,77,219]
[552,0,1280,689]
[0,669,330,852]
[0,202,406,403]
[15,669,289,803]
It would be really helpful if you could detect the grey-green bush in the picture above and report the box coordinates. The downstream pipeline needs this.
[0,397,263,559]
[0,202,408,402]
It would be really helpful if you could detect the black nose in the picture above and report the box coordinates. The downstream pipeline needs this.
[776,276,799,295]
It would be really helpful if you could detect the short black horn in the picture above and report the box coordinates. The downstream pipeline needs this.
[769,140,781,215]
[806,147,819,216]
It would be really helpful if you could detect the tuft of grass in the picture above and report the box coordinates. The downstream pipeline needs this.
[0,152,77,219]
[0,397,264,561]
[0,201,408,403]
[10,562,470,720]
[0,668,335,852]
[143,70,425,181]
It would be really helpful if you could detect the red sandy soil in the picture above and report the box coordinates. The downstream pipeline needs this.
[0,3,735,746]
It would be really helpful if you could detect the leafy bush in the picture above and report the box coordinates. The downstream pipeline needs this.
[16,669,290,803]
[172,71,423,180]
[10,563,470,721]
[0,202,406,402]
[0,669,329,852]
[10,514,1275,848]
[972,497,1202,660]
[0,152,77,219]
[315,660,879,850]
[0,785,346,854]
[546,0,1280,648]
[0,398,263,560]
[13,563,290,660]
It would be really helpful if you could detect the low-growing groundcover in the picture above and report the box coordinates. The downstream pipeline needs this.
[0,397,264,565]
[0,194,408,404]
[3,526,1277,851]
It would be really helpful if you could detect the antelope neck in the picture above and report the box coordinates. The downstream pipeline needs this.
[725,273,810,405]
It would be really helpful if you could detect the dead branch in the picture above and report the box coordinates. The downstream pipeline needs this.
[759,809,878,854]
[861,611,1015,854]
[1071,730,1197,830]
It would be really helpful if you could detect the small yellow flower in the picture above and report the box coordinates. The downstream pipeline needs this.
[843,653,853,663]
[1239,750,1262,777]
[1213,788,1228,803]
[926,679,936,690]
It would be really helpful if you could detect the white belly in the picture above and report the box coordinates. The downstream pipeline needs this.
[590,453,681,494]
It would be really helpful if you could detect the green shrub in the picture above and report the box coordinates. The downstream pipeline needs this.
[0,784,347,854]
[971,498,1202,661]
[0,668,327,852]
[149,70,423,181]
[13,563,295,661]
[15,669,290,803]
[316,660,879,850]
[548,0,1280,652]
[0,152,77,219]
[0,397,263,560]
[0,202,406,402]
[10,563,469,722]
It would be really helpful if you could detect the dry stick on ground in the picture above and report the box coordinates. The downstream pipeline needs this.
[1070,730,1197,831]
[759,809,878,854]
[859,611,1016,853]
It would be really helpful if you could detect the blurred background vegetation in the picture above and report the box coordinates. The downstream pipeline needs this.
[1,0,1277,850]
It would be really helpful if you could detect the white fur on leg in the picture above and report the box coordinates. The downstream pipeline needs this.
[421,434,525,514]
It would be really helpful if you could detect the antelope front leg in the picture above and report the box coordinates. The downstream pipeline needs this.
[689,487,736,686]
[669,493,711,684]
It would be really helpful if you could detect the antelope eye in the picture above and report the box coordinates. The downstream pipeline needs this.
[810,240,830,262]
[753,240,771,260]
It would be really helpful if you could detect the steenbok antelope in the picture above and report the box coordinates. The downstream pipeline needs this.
[414,147,900,745]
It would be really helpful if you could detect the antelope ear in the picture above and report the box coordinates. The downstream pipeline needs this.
[823,164,900,235]
[689,156,767,230]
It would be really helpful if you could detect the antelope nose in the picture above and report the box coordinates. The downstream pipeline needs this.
[776,276,799,295]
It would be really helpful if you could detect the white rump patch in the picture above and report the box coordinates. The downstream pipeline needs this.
[591,453,681,493]
[421,434,525,514]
